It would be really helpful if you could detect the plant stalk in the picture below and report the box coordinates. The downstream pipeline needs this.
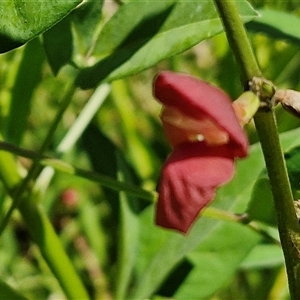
[214,0,300,298]
[0,77,90,299]
[0,80,76,233]
[0,146,90,300]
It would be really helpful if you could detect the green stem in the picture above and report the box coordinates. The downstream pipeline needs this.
[0,148,90,299]
[0,141,155,202]
[214,0,300,298]
[0,78,90,298]
[40,157,156,202]
[19,193,91,300]
[203,207,280,246]
[0,80,76,233]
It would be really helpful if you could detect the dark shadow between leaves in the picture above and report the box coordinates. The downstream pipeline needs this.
[0,34,24,53]
[156,258,193,297]
[246,21,300,45]
[76,4,175,89]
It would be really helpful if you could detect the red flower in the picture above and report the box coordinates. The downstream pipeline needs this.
[153,71,249,233]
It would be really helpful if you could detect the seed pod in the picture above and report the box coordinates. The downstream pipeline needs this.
[273,89,300,118]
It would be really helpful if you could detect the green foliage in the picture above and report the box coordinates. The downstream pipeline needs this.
[0,0,300,299]
[0,280,28,300]
[0,0,82,53]
[43,17,73,76]
[247,8,300,44]
[247,174,277,226]
[76,0,257,89]
[43,0,104,75]
[4,38,45,145]
[285,145,300,192]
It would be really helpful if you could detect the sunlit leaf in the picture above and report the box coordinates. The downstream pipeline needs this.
[71,0,104,56]
[0,0,82,53]
[247,9,300,44]
[76,0,258,89]
[174,222,260,299]
[43,0,104,75]
[241,244,284,269]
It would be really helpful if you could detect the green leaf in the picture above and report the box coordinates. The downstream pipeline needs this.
[0,280,28,300]
[247,143,300,226]
[132,207,220,299]
[81,124,119,210]
[241,244,284,270]
[71,0,104,56]
[247,174,277,226]
[43,0,104,75]
[285,145,300,192]
[81,124,146,298]
[115,153,140,299]
[0,0,82,53]
[78,192,107,267]
[111,80,160,179]
[247,9,300,44]
[18,194,90,300]
[43,17,73,75]
[76,0,257,89]
[4,38,45,145]
[174,222,260,299]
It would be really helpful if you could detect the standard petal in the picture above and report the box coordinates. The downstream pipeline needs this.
[156,142,235,233]
[153,71,248,157]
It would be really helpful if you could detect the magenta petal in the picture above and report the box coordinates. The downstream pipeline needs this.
[156,142,235,233]
[154,71,248,158]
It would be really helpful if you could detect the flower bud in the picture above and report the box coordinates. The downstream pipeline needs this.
[61,188,79,209]
[232,91,260,126]
[273,89,300,118]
